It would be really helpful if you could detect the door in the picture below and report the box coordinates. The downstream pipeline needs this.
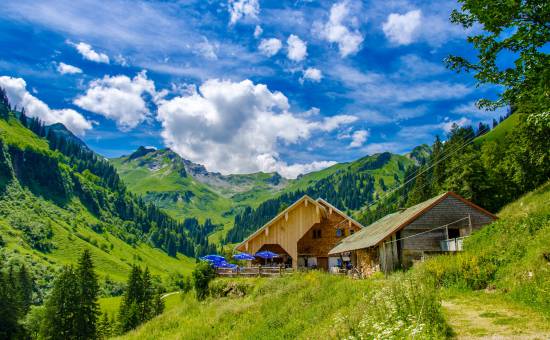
[317,257,328,271]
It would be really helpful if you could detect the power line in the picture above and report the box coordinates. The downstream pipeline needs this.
[361,125,489,212]
[383,216,469,245]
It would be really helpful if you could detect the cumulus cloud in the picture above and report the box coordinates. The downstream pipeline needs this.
[258,38,282,57]
[318,1,364,57]
[349,129,369,148]
[382,10,422,45]
[57,62,82,75]
[254,25,263,38]
[0,76,92,135]
[301,67,323,83]
[286,35,307,62]
[196,37,217,60]
[73,42,110,63]
[156,79,355,178]
[74,71,158,131]
[228,0,259,25]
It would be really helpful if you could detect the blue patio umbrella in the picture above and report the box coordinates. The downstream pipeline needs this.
[255,250,279,259]
[215,262,238,269]
[233,252,255,261]
[200,254,226,263]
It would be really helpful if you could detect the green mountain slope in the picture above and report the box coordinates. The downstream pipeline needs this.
[0,106,212,299]
[111,148,288,242]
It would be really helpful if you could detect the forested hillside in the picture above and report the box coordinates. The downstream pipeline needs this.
[225,152,418,243]
[0,89,217,296]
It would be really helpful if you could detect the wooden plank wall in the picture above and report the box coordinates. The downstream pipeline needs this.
[243,199,322,268]
[399,195,494,267]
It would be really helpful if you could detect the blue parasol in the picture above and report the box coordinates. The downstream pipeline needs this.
[233,252,255,261]
[215,262,238,269]
[255,250,279,259]
[200,254,226,263]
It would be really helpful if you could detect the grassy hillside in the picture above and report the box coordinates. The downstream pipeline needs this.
[0,113,199,301]
[117,272,449,340]
[474,113,521,144]
[111,149,287,243]
[417,180,550,315]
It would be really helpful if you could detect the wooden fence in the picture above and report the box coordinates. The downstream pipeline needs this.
[216,266,289,277]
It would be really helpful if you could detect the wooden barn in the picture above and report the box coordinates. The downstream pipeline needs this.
[329,192,497,275]
[235,195,364,270]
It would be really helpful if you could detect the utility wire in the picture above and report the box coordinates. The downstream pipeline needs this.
[362,125,489,212]
[383,216,469,245]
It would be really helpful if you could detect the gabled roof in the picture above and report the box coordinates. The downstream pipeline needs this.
[235,195,327,250]
[329,192,497,255]
[316,198,365,230]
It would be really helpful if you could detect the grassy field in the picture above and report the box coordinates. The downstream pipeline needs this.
[99,293,183,317]
[474,113,521,145]
[117,271,449,340]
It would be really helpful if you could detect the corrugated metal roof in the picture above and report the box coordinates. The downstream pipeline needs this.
[329,192,449,254]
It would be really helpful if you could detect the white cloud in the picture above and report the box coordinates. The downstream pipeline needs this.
[319,1,364,57]
[73,42,110,63]
[329,65,472,105]
[228,0,259,25]
[258,38,282,57]
[57,62,82,75]
[156,79,355,178]
[398,54,446,78]
[74,71,158,131]
[452,101,506,119]
[382,10,422,45]
[301,67,323,83]
[286,35,307,62]
[349,129,369,148]
[196,37,218,60]
[319,115,357,131]
[0,76,92,136]
[254,25,263,38]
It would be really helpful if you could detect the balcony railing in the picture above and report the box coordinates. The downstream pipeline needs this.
[440,237,466,251]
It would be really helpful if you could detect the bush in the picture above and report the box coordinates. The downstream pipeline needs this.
[209,279,253,298]
[192,262,215,301]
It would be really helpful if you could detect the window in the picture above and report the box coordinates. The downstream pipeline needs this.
[336,228,343,237]
[350,229,355,235]
[313,229,322,239]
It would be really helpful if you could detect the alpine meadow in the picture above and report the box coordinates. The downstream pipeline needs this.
[0,0,548,339]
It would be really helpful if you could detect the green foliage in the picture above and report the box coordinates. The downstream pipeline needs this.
[446,0,550,110]
[40,265,81,339]
[192,261,215,300]
[118,265,164,333]
[417,181,550,315]
[40,250,101,339]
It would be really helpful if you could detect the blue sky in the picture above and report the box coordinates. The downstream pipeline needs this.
[0,0,505,178]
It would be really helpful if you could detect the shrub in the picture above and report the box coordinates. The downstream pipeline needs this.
[192,262,215,301]
[209,279,253,298]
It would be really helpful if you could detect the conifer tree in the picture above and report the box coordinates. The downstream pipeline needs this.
[17,264,33,315]
[76,249,100,339]
[40,266,80,340]
[118,265,143,332]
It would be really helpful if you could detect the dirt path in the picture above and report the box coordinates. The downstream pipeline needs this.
[442,291,550,339]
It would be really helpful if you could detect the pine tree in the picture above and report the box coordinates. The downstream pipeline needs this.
[118,265,143,332]
[40,266,80,340]
[17,264,33,315]
[140,267,153,320]
[0,261,22,339]
[97,312,112,339]
[431,135,445,192]
[76,249,100,339]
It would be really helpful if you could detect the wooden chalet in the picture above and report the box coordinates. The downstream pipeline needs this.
[235,195,364,270]
[329,192,497,275]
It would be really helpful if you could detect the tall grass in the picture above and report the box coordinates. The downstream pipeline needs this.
[118,271,449,340]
